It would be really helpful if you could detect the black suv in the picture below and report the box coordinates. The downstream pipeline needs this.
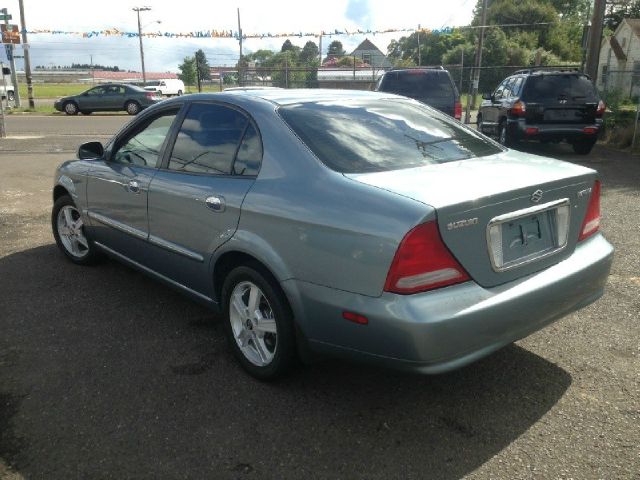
[376,68,462,120]
[477,69,605,154]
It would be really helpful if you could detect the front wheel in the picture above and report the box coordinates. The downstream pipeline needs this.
[64,102,78,115]
[7,90,15,102]
[177,90,183,96]
[52,195,100,265]
[222,264,296,380]
[572,139,596,155]
[125,101,141,115]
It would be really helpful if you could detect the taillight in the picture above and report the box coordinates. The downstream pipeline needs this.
[510,100,526,117]
[596,100,606,118]
[384,221,470,294]
[579,180,601,241]
[454,101,462,120]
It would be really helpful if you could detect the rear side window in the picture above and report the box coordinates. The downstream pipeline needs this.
[380,71,455,99]
[168,103,248,175]
[279,98,501,174]
[521,75,598,102]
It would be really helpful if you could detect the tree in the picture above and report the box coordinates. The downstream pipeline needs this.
[195,49,211,82]
[327,40,346,57]
[605,0,640,30]
[178,56,197,91]
[281,39,296,53]
[387,30,467,66]
[300,41,319,65]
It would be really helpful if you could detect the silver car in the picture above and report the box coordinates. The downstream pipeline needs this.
[51,89,614,379]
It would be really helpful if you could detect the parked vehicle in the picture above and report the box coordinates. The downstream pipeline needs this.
[0,66,15,101]
[477,69,605,154]
[376,67,462,120]
[54,83,162,115]
[51,89,613,380]
[144,78,185,96]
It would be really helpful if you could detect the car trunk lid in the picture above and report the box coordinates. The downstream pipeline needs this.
[345,150,597,288]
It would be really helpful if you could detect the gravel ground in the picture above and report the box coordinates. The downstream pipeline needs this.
[0,119,638,479]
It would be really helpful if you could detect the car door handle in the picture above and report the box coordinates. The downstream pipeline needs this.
[205,195,225,212]
[127,180,141,194]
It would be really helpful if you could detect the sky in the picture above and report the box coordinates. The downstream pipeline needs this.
[1,0,476,72]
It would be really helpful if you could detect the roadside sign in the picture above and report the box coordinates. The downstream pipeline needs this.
[1,24,20,44]
[0,14,12,21]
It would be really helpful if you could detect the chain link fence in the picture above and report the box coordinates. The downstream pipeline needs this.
[597,69,640,100]
[218,62,581,100]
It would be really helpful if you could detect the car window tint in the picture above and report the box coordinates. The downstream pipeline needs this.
[279,98,501,174]
[112,111,178,167]
[233,123,262,176]
[381,71,454,99]
[521,75,598,102]
[168,103,248,175]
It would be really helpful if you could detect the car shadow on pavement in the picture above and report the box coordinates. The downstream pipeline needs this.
[0,245,572,479]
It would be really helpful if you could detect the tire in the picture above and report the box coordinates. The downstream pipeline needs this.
[177,90,183,96]
[7,90,15,102]
[477,114,484,134]
[221,264,296,380]
[51,195,100,265]
[64,102,79,115]
[498,120,513,147]
[125,101,141,115]
[572,139,596,155]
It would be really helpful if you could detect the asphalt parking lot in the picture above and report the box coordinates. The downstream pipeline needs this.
[0,114,638,479]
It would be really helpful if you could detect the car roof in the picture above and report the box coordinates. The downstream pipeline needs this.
[220,88,401,106]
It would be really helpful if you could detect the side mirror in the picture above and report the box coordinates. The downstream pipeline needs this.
[482,92,492,100]
[78,141,104,160]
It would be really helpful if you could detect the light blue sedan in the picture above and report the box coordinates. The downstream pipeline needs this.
[51,89,614,379]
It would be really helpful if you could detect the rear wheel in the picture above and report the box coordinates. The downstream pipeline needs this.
[498,120,513,147]
[7,90,15,102]
[222,264,296,380]
[177,90,183,96]
[125,101,141,115]
[64,102,78,115]
[477,114,484,134]
[572,138,596,155]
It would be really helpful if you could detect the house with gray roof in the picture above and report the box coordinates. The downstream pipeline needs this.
[350,39,393,69]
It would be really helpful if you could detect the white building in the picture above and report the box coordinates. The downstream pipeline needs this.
[597,18,640,96]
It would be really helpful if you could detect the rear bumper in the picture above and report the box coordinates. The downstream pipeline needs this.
[508,118,603,142]
[283,234,613,373]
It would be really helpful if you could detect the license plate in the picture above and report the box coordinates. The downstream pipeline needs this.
[487,199,570,272]
[544,109,579,121]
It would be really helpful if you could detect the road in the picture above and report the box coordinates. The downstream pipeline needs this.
[0,115,638,479]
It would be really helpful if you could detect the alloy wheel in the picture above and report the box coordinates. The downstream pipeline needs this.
[56,205,89,258]
[228,281,278,367]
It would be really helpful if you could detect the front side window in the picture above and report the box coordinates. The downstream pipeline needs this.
[111,110,178,167]
[168,103,249,175]
[279,98,501,174]
[86,86,106,96]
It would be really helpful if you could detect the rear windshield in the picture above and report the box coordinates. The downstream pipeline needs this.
[279,98,501,174]
[521,74,598,102]
[380,71,455,99]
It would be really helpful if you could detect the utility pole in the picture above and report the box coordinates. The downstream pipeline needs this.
[133,6,151,85]
[1,8,20,107]
[17,0,33,108]
[464,0,488,124]
[0,62,7,137]
[585,0,606,82]
[318,34,323,65]
[237,8,243,86]
[417,24,421,67]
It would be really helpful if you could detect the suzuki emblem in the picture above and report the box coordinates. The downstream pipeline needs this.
[531,189,544,203]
